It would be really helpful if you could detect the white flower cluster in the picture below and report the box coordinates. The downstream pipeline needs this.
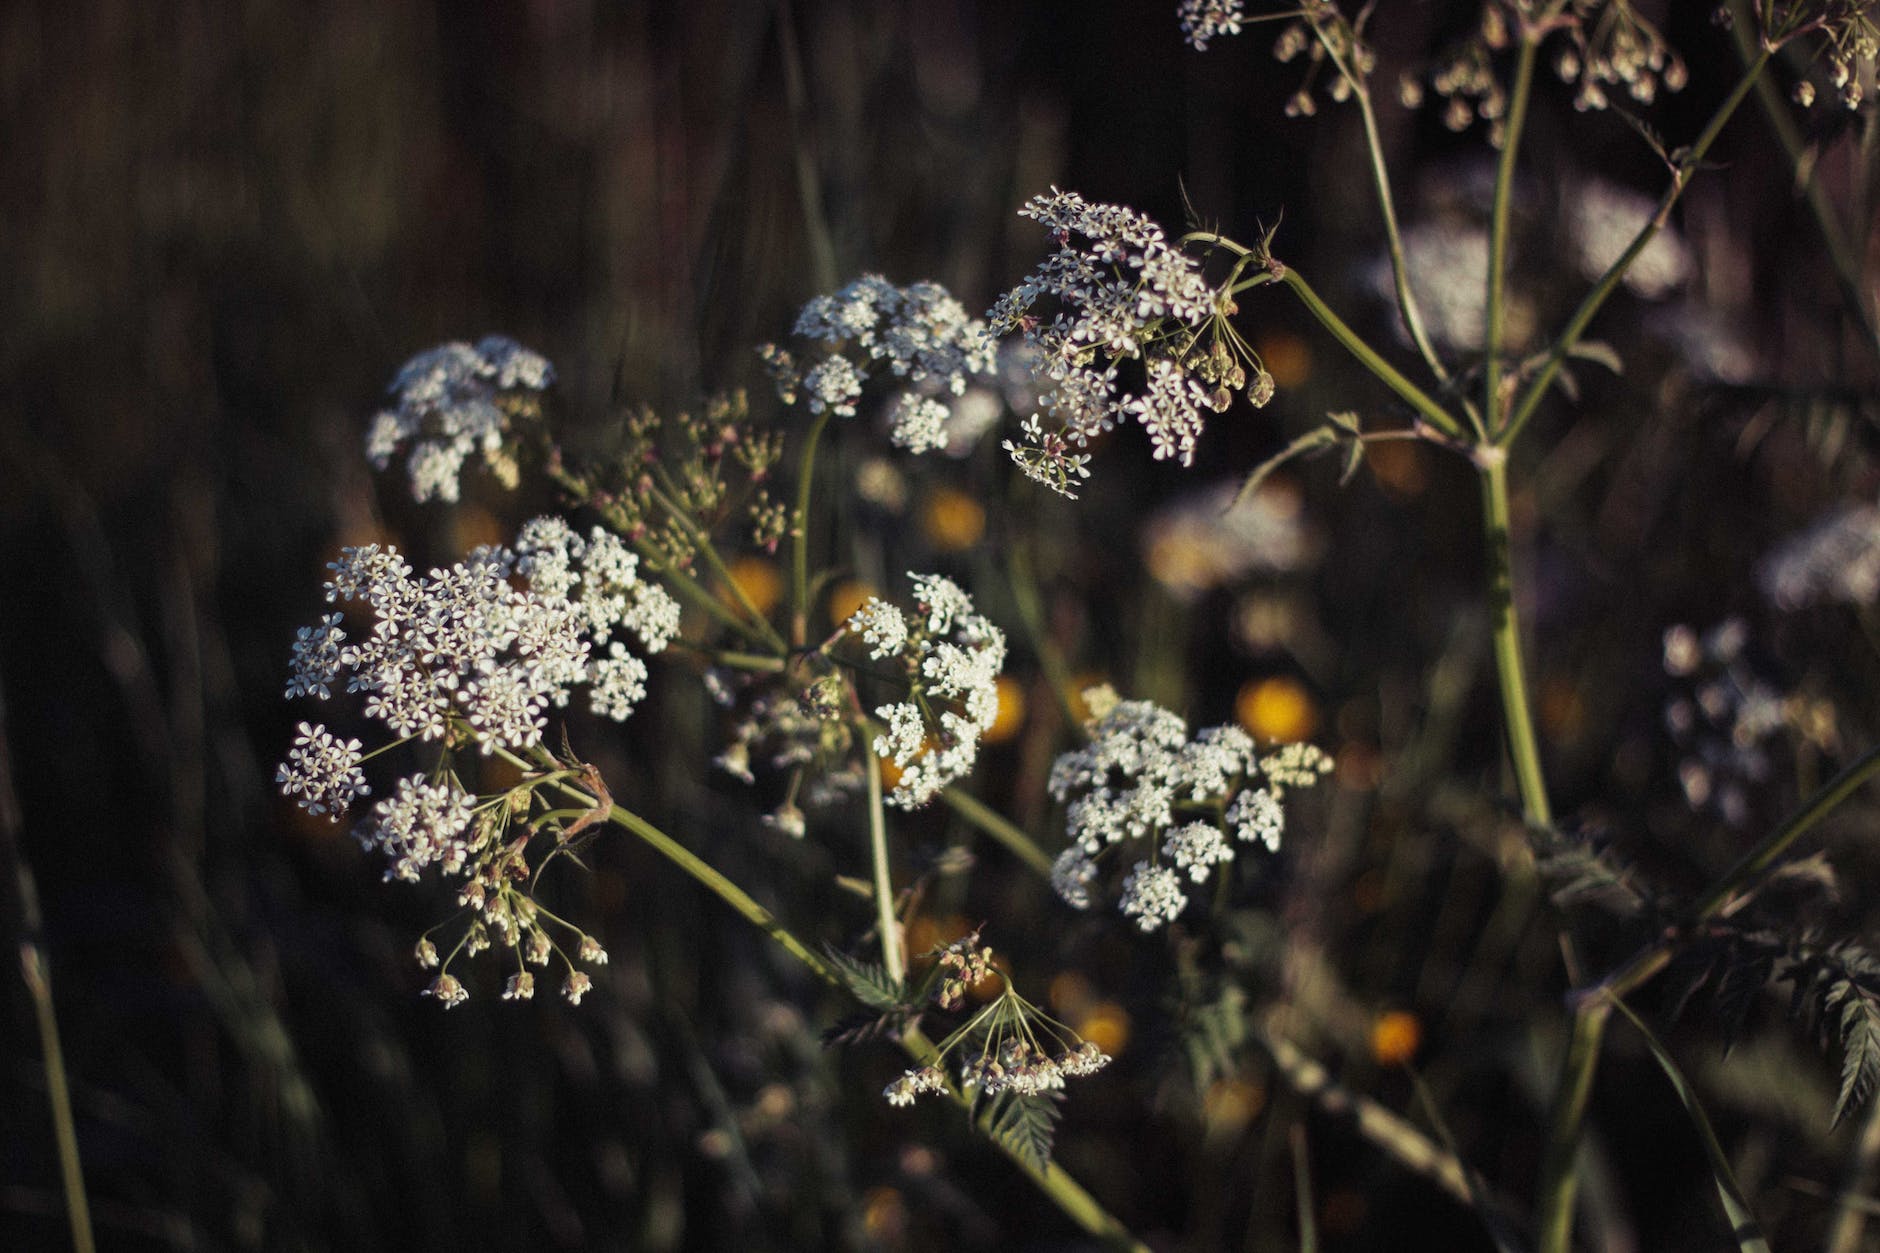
[762,274,997,453]
[1661,620,1788,827]
[1142,480,1319,602]
[860,573,1008,809]
[990,188,1251,496]
[1178,0,1244,51]
[365,336,554,504]
[277,518,678,825]
[1568,179,1689,299]
[1758,504,1880,609]
[1046,687,1330,932]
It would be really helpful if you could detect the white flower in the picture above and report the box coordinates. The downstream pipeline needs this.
[1178,0,1246,51]
[354,775,478,883]
[275,722,369,820]
[367,337,555,503]
[887,393,952,454]
[1120,862,1189,931]
[848,599,909,659]
[1163,821,1234,883]
[1051,846,1100,909]
[1227,787,1284,851]
[802,357,863,418]
[1759,504,1880,609]
[1569,179,1689,299]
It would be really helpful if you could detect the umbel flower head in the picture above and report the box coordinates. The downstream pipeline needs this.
[988,189,1272,497]
[760,274,998,453]
[1047,685,1330,931]
[365,336,554,504]
[849,573,1008,809]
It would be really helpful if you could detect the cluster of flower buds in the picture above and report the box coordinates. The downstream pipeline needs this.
[1047,685,1329,932]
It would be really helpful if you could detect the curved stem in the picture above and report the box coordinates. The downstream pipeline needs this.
[1535,1002,1611,1253]
[1499,48,1774,449]
[1485,36,1540,437]
[1479,454,1552,828]
[1278,268,1469,442]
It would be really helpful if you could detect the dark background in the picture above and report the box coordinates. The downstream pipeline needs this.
[4,2,1878,1249]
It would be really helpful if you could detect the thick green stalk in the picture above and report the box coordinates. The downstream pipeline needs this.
[864,741,904,981]
[1478,453,1552,828]
[1485,37,1540,436]
[790,407,834,648]
[1278,268,1469,442]
[1499,48,1774,449]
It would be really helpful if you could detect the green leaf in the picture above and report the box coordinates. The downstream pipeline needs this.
[1610,997,1772,1253]
[822,946,907,1012]
[984,1091,1062,1172]
[1834,994,1880,1128]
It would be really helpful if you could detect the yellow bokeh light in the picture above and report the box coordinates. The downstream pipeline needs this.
[1236,676,1319,743]
[920,487,987,551]
[722,556,783,618]
[1370,1010,1422,1067]
[827,579,876,630]
[1075,1001,1132,1058]
[982,676,1027,745]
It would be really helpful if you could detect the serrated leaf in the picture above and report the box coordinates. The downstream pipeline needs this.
[1834,995,1880,1127]
[820,1009,910,1048]
[984,1091,1062,1172]
[1235,426,1339,506]
[822,946,908,1012]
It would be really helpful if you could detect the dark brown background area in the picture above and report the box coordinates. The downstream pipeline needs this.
[3,2,1877,1250]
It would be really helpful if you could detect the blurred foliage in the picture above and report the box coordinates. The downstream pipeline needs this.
[5,1,1880,1251]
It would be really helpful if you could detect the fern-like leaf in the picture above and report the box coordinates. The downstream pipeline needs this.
[1834,993,1880,1127]
[823,946,908,1012]
[984,1091,1062,1172]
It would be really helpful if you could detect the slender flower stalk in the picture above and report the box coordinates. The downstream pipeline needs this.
[1479,451,1552,829]
[865,740,904,981]
[1498,48,1775,450]
[516,749,1147,1250]
[1484,34,1540,436]
[791,407,834,648]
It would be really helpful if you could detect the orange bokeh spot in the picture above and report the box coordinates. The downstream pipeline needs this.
[1370,1010,1422,1067]
[1064,674,1111,725]
[722,556,783,618]
[1203,1078,1267,1134]
[920,487,987,552]
[1075,1001,1132,1057]
[1236,676,1319,743]
[827,579,877,630]
[1255,330,1312,388]
[982,676,1027,745]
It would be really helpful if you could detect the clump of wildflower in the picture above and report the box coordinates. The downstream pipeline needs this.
[1178,0,1244,51]
[1046,686,1329,931]
[365,336,554,504]
[1548,1,1687,112]
[883,936,1111,1109]
[1567,179,1689,299]
[847,573,1008,809]
[761,275,998,452]
[1758,504,1880,609]
[989,188,1269,496]
[1660,619,1792,826]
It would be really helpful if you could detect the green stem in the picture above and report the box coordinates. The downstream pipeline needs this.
[1479,453,1553,828]
[1499,47,1774,449]
[1278,268,1470,442]
[865,738,904,981]
[939,786,1058,878]
[1307,15,1454,394]
[519,751,1145,1248]
[21,943,94,1253]
[1485,36,1540,436]
[791,407,834,648]
[1535,1000,1611,1253]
